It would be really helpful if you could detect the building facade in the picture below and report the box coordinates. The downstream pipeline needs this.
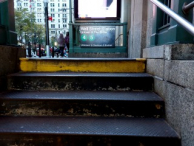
[14,0,69,39]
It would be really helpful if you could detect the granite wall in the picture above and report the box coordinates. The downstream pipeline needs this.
[0,45,25,91]
[143,45,194,146]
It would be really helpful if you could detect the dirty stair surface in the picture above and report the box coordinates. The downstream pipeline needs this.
[7,72,153,91]
[0,116,178,138]
[0,58,181,146]
[0,91,164,117]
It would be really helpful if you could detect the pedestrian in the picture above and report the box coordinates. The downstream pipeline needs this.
[57,33,65,57]
[65,32,69,50]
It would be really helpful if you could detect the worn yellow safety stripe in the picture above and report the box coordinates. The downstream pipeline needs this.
[20,58,146,73]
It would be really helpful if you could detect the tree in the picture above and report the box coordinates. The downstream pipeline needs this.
[15,8,45,45]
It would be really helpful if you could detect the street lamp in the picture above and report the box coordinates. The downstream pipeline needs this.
[44,0,50,57]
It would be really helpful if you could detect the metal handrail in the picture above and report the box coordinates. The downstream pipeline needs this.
[115,34,123,42]
[182,2,194,14]
[150,0,194,36]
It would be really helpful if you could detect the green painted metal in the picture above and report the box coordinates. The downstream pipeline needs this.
[72,46,127,53]
[123,24,127,47]
[69,22,128,54]
[0,1,8,44]
[0,0,17,45]
[68,0,127,54]
[151,0,193,46]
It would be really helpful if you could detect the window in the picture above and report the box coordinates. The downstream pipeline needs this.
[51,8,55,12]
[63,18,67,23]
[37,8,42,12]
[58,3,60,7]
[17,7,22,11]
[50,3,55,7]
[51,31,55,34]
[51,24,55,28]
[37,13,42,17]
[58,24,60,28]
[62,3,66,7]
[58,19,60,23]
[24,3,28,7]
[58,14,60,17]
[163,0,171,25]
[17,3,21,6]
[159,0,171,29]
[37,3,41,7]
[51,14,55,17]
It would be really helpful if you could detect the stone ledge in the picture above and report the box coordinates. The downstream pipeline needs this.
[143,44,194,60]
[143,45,165,59]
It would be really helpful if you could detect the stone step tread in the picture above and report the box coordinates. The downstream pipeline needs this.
[21,58,146,61]
[0,91,163,102]
[8,72,152,78]
[0,116,179,138]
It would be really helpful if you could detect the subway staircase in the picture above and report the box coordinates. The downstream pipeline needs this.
[0,58,180,146]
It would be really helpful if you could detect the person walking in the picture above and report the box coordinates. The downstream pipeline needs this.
[57,33,65,57]
[64,32,69,57]
[65,32,69,50]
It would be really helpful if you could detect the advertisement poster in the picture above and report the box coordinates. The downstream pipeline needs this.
[79,26,116,48]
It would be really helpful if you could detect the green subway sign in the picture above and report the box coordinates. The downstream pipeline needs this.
[79,26,115,48]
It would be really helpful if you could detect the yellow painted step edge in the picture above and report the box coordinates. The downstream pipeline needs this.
[19,58,146,73]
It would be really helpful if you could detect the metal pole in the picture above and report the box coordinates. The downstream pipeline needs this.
[45,2,50,57]
[150,0,194,36]
[69,0,73,53]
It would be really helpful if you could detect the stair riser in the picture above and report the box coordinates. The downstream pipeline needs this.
[20,59,146,73]
[8,77,153,91]
[0,100,164,118]
[0,134,181,146]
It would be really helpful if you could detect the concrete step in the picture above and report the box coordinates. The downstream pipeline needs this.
[0,116,180,146]
[19,58,146,73]
[7,72,153,91]
[0,91,164,117]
